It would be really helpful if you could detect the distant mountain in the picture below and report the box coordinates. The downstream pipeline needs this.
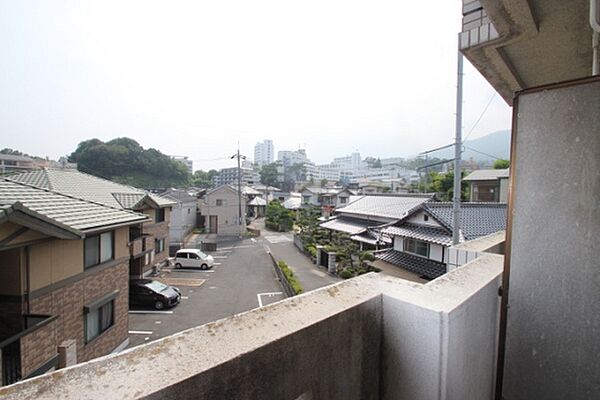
[434,129,511,162]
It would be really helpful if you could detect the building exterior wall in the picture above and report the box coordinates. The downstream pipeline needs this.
[27,260,129,374]
[405,212,443,228]
[141,208,170,269]
[502,79,600,399]
[429,243,444,263]
[499,177,508,202]
[200,186,246,236]
[393,237,404,252]
[169,200,197,244]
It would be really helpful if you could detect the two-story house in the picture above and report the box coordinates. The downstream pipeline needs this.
[300,187,353,208]
[320,194,434,250]
[198,185,246,236]
[462,169,509,202]
[8,169,175,278]
[0,179,149,386]
[376,202,507,281]
[160,188,198,251]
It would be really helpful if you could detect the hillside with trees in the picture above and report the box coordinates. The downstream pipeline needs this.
[68,138,190,188]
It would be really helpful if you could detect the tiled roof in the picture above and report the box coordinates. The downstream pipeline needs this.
[336,195,433,220]
[8,169,175,209]
[463,169,509,181]
[382,224,454,246]
[0,179,149,235]
[248,197,267,206]
[160,189,198,204]
[375,249,446,280]
[320,217,372,235]
[424,203,507,240]
[350,231,392,245]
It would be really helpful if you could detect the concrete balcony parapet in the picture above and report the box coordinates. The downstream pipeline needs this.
[0,254,503,400]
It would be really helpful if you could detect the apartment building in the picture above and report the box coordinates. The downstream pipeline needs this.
[0,179,149,386]
[0,154,35,175]
[253,140,274,167]
[211,166,260,187]
[8,169,175,278]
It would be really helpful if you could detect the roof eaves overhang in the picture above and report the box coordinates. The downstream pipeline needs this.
[82,215,151,236]
[7,204,83,240]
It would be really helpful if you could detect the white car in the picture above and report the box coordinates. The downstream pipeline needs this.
[173,249,214,270]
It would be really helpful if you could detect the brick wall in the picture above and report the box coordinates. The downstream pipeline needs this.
[143,221,170,267]
[20,320,57,378]
[24,261,129,377]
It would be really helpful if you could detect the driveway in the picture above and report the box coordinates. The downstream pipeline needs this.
[128,237,285,348]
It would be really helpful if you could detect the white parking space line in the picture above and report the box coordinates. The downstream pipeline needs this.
[257,292,283,307]
[129,330,153,335]
[128,310,174,315]
[215,250,232,253]
[264,235,292,244]
[213,256,228,259]
[214,263,222,266]
[181,296,189,300]
[263,244,271,254]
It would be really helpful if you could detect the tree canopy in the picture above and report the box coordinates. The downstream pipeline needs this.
[493,159,510,169]
[192,169,218,188]
[259,162,281,188]
[68,137,190,188]
[428,170,469,201]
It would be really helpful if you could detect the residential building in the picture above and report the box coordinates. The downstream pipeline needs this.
[376,203,507,281]
[315,164,341,182]
[463,168,509,202]
[212,166,260,187]
[332,152,362,172]
[0,178,149,386]
[320,194,434,249]
[253,140,274,167]
[277,149,319,182]
[160,189,198,249]
[8,169,176,278]
[300,187,352,208]
[170,156,193,174]
[3,2,599,399]
[198,185,246,236]
[0,154,35,174]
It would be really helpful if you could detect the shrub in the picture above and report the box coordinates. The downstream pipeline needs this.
[360,251,376,262]
[305,245,317,258]
[339,268,355,279]
[277,261,304,295]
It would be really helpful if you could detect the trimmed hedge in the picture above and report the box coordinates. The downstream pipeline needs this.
[277,261,303,295]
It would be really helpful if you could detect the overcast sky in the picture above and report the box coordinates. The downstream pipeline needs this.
[0,0,511,171]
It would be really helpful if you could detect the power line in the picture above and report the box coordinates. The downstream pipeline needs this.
[463,145,503,160]
[463,92,496,142]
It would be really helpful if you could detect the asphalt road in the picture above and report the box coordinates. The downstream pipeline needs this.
[128,236,285,348]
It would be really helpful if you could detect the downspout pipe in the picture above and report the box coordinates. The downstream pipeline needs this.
[591,0,600,75]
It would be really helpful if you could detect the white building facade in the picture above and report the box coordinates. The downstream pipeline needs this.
[254,140,274,167]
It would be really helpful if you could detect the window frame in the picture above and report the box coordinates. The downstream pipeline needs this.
[83,291,118,344]
[84,231,114,269]
[155,238,165,254]
[404,238,430,258]
[155,208,166,223]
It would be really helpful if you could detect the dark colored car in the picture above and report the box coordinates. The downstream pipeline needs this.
[129,279,181,310]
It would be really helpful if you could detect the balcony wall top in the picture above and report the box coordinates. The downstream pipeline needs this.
[0,254,503,400]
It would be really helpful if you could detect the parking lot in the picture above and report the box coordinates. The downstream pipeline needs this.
[128,236,286,348]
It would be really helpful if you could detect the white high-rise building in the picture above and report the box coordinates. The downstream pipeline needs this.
[254,140,274,167]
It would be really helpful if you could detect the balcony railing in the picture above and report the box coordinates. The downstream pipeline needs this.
[0,253,502,399]
[0,314,57,386]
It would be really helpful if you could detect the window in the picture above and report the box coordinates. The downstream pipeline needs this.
[423,215,429,222]
[84,299,114,343]
[404,238,429,258]
[155,208,165,223]
[340,197,347,204]
[84,232,114,269]
[216,199,226,206]
[155,238,165,253]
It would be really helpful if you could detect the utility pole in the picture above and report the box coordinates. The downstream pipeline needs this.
[452,49,464,245]
[231,144,246,232]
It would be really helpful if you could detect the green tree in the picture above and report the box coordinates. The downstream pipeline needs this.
[0,148,24,156]
[373,158,382,168]
[265,200,294,232]
[260,162,281,187]
[192,170,217,188]
[493,159,510,169]
[67,137,190,188]
[320,178,328,187]
[429,170,469,201]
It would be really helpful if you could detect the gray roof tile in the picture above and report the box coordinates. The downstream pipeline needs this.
[376,249,446,280]
[382,224,454,246]
[463,169,509,181]
[335,195,433,220]
[8,169,175,209]
[424,202,507,240]
[0,179,149,234]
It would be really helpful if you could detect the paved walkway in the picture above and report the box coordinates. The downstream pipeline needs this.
[265,234,341,292]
